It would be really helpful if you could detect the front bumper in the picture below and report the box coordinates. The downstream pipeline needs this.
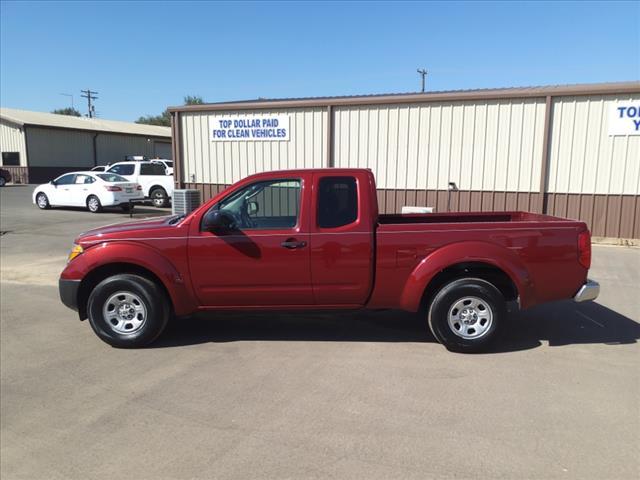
[59,278,80,311]
[573,279,600,303]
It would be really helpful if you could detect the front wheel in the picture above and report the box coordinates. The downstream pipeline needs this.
[36,192,50,209]
[87,274,170,348]
[427,278,506,353]
[150,187,169,208]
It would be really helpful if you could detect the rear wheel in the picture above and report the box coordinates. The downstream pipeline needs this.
[150,187,169,208]
[87,195,102,213]
[87,274,170,348]
[427,278,506,353]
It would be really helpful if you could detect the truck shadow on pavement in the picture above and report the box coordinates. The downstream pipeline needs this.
[154,301,640,353]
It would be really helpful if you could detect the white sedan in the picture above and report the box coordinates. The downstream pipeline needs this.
[33,171,144,213]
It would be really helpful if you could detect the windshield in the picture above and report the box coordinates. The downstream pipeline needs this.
[97,173,129,183]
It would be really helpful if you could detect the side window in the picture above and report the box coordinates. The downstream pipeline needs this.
[318,177,358,228]
[110,164,135,176]
[141,163,166,175]
[2,152,20,166]
[55,174,76,185]
[75,174,95,184]
[216,179,301,230]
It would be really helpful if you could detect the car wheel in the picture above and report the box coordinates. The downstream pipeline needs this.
[87,195,102,213]
[0,176,6,187]
[36,192,50,209]
[427,278,506,353]
[150,187,169,208]
[87,274,170,348]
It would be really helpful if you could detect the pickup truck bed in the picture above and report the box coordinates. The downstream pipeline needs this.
[58,168,598,352]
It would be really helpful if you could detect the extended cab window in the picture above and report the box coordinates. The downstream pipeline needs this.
[141,163,166,176]
[216,179,301,230]
[318,177,358,228]
[109,164,135,176]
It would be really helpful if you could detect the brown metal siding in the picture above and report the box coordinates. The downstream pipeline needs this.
[185,183,637,239]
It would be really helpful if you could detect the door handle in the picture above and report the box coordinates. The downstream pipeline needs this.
[281,239,307,249]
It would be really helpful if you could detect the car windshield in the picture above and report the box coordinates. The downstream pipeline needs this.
[97,173,129,183]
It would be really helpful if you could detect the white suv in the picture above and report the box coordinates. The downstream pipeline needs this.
[107,161,174,207]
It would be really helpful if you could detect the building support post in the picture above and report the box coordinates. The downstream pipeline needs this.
[326,104,333,168]
[539,95,553,214]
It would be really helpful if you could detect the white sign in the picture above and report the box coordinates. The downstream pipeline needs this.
[211,115,290,141]
[609,102,640,136]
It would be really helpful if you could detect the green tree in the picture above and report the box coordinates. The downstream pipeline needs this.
[136,95,205,127]
[183,95,204,105]
[52,107,82,117]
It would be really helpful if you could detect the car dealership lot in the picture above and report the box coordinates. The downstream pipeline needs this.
[1,185,639,479]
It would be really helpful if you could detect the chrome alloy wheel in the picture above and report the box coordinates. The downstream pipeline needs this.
[88,197,100,212]
[447,296,493,340]
[37,193,48,208]
[102,291,147,334]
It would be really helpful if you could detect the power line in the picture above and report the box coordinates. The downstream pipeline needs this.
[417,68,428,93]
[60,93,74,109]
[80,89,99,118]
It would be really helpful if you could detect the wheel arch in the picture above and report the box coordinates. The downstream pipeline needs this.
[77,262,172,320]
[399,241,534,312]
[72,242,197,320]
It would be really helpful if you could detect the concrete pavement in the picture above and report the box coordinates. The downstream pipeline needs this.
[1,185,639,479]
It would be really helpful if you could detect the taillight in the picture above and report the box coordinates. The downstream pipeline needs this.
[136,185,142,190]
[578,230,591,269]
[105,186,122,192]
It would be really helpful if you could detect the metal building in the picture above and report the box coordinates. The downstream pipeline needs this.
[0,108,172,183]
[169,82,640,240]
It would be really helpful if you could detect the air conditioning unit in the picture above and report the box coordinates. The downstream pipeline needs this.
[172,189,201,216]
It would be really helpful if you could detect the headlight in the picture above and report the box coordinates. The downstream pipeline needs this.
[67,244,84,263]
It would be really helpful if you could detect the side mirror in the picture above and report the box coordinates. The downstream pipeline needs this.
[202,210,235,232]
[49,180,56,187]
[247,201,259,216]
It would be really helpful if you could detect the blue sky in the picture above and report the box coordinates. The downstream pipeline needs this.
[1,0,638,121]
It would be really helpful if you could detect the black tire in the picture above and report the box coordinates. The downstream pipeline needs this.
[150,187,169,208]
[427,278,506,353]
[87,274,170,348]
[87,195,102,213]
[36,192,50,209]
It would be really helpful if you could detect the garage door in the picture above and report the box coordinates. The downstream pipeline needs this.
[154,142,172,159]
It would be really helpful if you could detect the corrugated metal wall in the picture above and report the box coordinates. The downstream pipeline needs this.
[545,94,640,239]
[26,127,94,167]
[176,91,640,239]
[95,133,157,165]
[180,108,327,184]
[0,120,28,166]
[548,94,640,196]
[154,141,172,159]
[334,99,546,192]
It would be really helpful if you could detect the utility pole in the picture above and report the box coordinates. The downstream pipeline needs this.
[81,89,99,118]
[417,68,428,93]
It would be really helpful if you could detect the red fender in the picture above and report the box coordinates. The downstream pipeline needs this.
[399,241,535,312]
[62,241,197,316]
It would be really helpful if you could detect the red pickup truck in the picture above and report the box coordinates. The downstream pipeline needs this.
[59,168,599,352]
